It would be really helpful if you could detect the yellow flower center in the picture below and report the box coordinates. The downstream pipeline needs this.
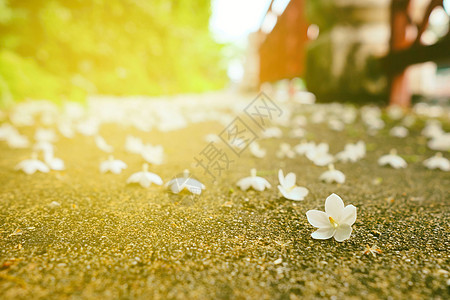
[329,216,339,228]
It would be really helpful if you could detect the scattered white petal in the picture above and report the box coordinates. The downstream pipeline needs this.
[276,143,295,159]
[237,168,271,191]
[127,163,164,187]
[166,169,205,194]
[423,152,450,171]
[141,144,165,165]
[15,153,50,174]
[95,135,114,153]
[378,149,407,169]
[390,126,408,138]
[306,193,356,242]
[100,155,127,174]
[277,169,308,201]
[249,142,266,158]
[319,164,346,184]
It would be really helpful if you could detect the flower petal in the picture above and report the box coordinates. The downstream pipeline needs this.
[340,205,357,225]
[311,227,335,240]
[306,210,330,228]
[284,172,296,188]
[325,193,344,220]
[334,224,352,242]
[278,169,285,185]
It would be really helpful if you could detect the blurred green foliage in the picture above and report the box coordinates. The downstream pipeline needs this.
[0,0,226,106]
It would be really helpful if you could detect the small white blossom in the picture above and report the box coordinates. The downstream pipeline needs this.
[15,153,50,174]
[76,119,99,136]
[328,118,345,131]
[421,120,443,138]
[288,128,305,138]
[378,149,407,169]
[262,127,283,139]
[166,169,205,194]
[319,164,346,184]
[204,134,220,143]
[125,135,144,154]
[95,135,114,153]
[294,140,316,155]
[237,168,271,191]
[249,142,266,158]
[428,133,450,151]
[423,152,450,171]
[306,193,357,242]
[6,133,29,149]
[387,105,404,120]
[100,155,127,174]
[276,143,295,159]
[336,141,366,163]
[141,144,164,165]
[390,126,408,138]
[277,169,308,201]
[43,150,65,171]
[306,143,334,166]
[127,163,164,187]
[34,128,57,143]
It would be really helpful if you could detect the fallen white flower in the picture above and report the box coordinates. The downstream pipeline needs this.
[100,155,127,174]
[127,163,164,187]
[237,168,271,191]
[421,120,443,139]
[249,142,266,158]
[306,193,357,242]
[125,135,144,154]
[389,126,408,138]
[277,169,308,201]
[378,149,407,169]
[423,152,450,171]
[328,118,345,131]
[428,133,450,151]
[294,140,316,155]
[34,128,57,143]
[44,151,65,171]
[288,128,306,138]
[15,153,50,174]
[6,133,29,149]
[306,143,334,166]
[166,169,205,194]
[262,127,283,139]
[141,144,164,165]
[276,143,295,159]
[95,135,114,153]
[319,164,346,184]
[336,141,366,163]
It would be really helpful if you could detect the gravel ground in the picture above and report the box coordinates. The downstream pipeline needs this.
[0,97,449,299]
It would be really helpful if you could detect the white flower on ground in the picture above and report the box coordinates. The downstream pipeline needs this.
[428,133,450,151]
[95,135,114,153]
[34,128,57,143]
[387,105,404,120]
[306,143,334,166]
[237,168,271,191]
[423,152,450,171]
[306,193,357,242]
[100,155,127,174]
[328,118,344,131]
[249,142,266,158]
[125,135,144,154]
[6,133,29,149]
[204,134,220,143]
[378,149,407,169]
[262,127,283,138]
[401,115,416,127]
[15,153,50,174]
[336,141,366,163]
[294,140,315,155]
[76,119,99,136]
[166,169,205,194]
[289,128,306,138]
[58,120,75,138]
[141,144,164,165]
[277,169,308,201]
[44,151,65,171]
[319,164,346,184]
[127,163,164,187]
[276,143,295,159]
[389,126,408,138]
[422,120,443,138]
